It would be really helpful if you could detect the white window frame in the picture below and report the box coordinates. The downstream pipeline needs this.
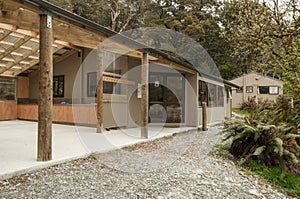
[269,86,279,95]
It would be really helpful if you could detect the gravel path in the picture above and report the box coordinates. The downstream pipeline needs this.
[0,125,296,199]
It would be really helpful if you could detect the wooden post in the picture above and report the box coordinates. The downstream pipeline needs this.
[202,102,208,131]
[242,73,246,102]
[37,14,53,161]
[96,46,104,133]
[141,52,149,138]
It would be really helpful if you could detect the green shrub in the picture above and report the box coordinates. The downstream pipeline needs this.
[240,95,300,129]
[224,117,300,177]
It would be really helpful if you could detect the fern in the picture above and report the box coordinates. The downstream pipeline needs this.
[272,138,284,157]
[253,146,266,156]
[223,116,300,176]
[283,150,299,164]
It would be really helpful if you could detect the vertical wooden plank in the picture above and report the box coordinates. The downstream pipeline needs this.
[202,102,208,131]
[0,101,17,120]
[141,52,149,138]
[37,14,53,161]
[17,76,29,98]
[96,46,104,133]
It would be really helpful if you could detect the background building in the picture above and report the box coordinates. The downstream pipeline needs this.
[230,72,283,108]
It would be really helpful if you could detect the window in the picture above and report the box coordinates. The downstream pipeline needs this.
[246,86,253,93]
[199,81,224,107]
[53,75,64,97]
[208,83,217,107]
[199,81,208,106]
[269,86,279,95]
[217,86,224,107]
[0,77,16,100]
[87,72,122,97]
[236,87,243,93]
[104,51,122,75]
[87,72,97,97]
[103,82,121,94]
[258,86,269,94]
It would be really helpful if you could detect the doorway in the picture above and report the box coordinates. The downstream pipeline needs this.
[149,73,185,123]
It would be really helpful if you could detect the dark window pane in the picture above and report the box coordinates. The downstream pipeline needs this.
[199,80,208,106]
[53,75,64,97]
[208,83,216,107]
[259,86,269,94]
[103,82,121,94]
[218,86,224,107]
[87,72,97,97]
[0,77,16,100]
[236,87,243,93]
[87,72,122,97]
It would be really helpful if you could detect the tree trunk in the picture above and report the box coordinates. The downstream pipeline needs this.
[141,52,149,138]
[37,14,53,161]
[96,46,104,133]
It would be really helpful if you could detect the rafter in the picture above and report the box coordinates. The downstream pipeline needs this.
[0,23,38,38]
[2,57,15,62]
[0,45,39,74]
[0,30,11,40]
[0,35,31,60]
[54,40,80,50]
[54,49,77,64]
[12,45,65,76]
[28,55,39,60]
[0,22,79,49]
[11,52,23,56]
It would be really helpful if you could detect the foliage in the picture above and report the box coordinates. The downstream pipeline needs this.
[225,94,300,178]
[238,95,300,129]
[213,142,300,196]
[212,143,233,159]
[240,96,258,112]
[247,160,300,197]
[142,0,238,78]
[232,108,251,117]
[224,116,300,177]
[45,0,300,87]
[46,0,148,32]
[219,0,300,93]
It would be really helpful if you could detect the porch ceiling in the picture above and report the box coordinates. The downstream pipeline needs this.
[0,0,196,77]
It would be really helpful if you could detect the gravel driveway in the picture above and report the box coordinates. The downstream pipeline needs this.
[0,125,295,198]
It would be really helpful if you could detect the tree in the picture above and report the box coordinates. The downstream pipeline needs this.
[219,0,300,97]
[46,0,147,32]
[139,0,233,77]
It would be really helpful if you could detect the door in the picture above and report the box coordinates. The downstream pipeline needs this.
[149,73,185,123]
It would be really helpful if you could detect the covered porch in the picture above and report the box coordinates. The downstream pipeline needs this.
[0,120,196,179]
[0,0,199,162]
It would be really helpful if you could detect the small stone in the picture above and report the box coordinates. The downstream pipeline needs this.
[249,189,260,196]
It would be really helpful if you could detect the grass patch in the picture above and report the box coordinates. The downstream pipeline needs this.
[247,160,300,197]
[213,142,300,197]
[211,143,233,159]
[215,143,231,150]
[232,108,251,117]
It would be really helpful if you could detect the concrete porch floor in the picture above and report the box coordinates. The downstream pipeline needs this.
[0,120,196,180]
